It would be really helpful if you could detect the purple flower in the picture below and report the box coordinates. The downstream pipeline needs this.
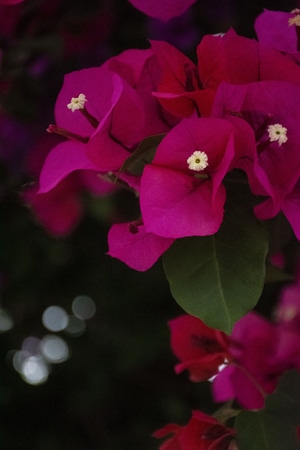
[128,0,197,22]
[255,9,300,56]
[213,312,282,409]
[24,170,115,237]
[39,48,172,195]
[107,221,174,272]
[140,117,255,238]
[150,39,215,118]
[212,80,300,239]
[197,27,300,87]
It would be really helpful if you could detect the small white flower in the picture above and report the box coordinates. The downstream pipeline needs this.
[187,151,209,171]
[289,12,300,27]
[267,123,288,146]
[67,93,87,112]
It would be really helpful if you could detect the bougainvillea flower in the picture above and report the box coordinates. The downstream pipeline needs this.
[153,410,236,450]
[255,9,300,56]
[27,130,116,236]
[54,66,144,167]
[24,170,114,237]
[38,140,99,194]
[140,117,255,238]
[128,0,197,21]
[197,28,300,88]
[107,221,175,271]
[23,178,83,236]
[212,80,300,238]
[213,312,282,409]
[151,27,300,120]
[41,47,176,195]
[168,314,230,381]
[103,47,177,135]
[39,65,149,194]
[150,40,215,118]
[106,170,174,271]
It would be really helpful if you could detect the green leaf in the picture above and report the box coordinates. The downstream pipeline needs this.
[235,370,300,450]
[118,133,166,176]
[162,202,268,333]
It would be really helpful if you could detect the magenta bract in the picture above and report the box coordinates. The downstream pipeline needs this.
[140,117,252,238]
[128,0,197,21]
[107,221,174,272]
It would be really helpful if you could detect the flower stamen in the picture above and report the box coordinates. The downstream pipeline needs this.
[67,93,87,112]
[267,123,288,146]
[187,151,209,171]
[67,93,99,128]
[289,10,300,26]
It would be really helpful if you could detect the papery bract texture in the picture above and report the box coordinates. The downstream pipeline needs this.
[24,170,114,237]
[151,40,215,117]
[197,28,300,87]
[212,80,300,239]
[104,48,176,134]
[213,312,282,409]
[107,222,174,271]
[38,140,99,194]
[153,410,236,450]
[255,9,300,55]
[128,0,196,21]
[168,314,230,381]
[140,117,254,239]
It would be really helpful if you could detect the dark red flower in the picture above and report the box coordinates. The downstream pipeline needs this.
[153,410,236,450]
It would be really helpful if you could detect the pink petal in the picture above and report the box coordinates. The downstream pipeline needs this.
[23,181,82,237]
[128,0,196,21]
[54,67,116,136]
[107,222,174,271]
[141,165,225,238]
[38,140,98,194]
[255,9,297,54]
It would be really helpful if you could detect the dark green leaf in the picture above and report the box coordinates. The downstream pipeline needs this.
[236,370,300,450]
[162,202,268,333]
[118,133,166,176]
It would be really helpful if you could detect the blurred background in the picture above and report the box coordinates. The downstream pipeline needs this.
[0,0,299,448]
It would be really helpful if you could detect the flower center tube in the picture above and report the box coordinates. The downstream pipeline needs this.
[67,94,99,129]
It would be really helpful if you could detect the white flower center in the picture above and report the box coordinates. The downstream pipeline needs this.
[67,94,87,112]
[187,151,209,171]
[289,10,300,26]
[267,123,288,146]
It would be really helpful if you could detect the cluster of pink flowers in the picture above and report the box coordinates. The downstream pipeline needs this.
[32,8,300,267]
[153,271,300,449]
[21,5,300,448]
